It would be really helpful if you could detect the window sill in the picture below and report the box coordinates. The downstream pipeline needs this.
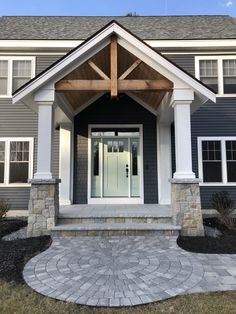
[216,94,236,98]
[0,96,12,99]
[200,183,236,187]
[0,183,31,188]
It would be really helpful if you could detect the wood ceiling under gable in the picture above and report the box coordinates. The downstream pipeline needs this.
[55,36,173,112]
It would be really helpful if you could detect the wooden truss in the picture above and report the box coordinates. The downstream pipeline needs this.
[56,35,173,97]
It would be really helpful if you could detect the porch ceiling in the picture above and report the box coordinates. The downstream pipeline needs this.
[55,37,173,112]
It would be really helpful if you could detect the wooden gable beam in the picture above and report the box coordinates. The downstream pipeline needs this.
[87,60,110,80]
[110,35,118,97]
[56,79,173,92]
[119,59,142,80]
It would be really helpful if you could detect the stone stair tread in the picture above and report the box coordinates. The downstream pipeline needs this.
[51,223,181,231]
[58,213,172,218]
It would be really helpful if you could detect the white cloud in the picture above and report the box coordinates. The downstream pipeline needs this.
[222,1,234,7]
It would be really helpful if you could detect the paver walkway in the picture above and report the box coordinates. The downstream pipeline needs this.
[23,236,236,307]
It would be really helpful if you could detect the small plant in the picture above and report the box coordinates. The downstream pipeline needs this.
[212,191,235,229]
[0,198,10,219]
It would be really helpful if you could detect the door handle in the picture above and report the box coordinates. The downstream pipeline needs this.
[126,166,129,178]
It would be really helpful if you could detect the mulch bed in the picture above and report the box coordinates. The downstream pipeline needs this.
[0,219,51,284]
[177,218,236,254]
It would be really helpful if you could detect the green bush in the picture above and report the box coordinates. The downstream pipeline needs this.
[0,199,10,219]
[212,191,235,229]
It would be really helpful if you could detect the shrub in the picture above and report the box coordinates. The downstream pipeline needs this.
[0,198,10,219]
[212,191,235,229]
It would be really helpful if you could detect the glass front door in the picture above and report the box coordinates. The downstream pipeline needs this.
[90,128,141,199]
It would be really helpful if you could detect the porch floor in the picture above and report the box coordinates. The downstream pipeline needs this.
[59,204,171,218]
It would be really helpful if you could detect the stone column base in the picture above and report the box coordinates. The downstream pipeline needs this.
[171,179,204,237]
[27,179,60,237]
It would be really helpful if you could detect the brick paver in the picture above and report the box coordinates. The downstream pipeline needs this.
[23,236,236,307]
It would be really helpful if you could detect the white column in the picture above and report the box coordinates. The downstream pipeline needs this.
[173,101,195,179]
[157,122,172,204]
[59,124,72,205]
[34,102,54,180]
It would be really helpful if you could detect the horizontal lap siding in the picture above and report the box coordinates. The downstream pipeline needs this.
[192,98,236,208]
[0,99,37,209]
[166,54,236,209]
[74,94,158,204]
[165,54,195,76]
[36,55,63,75]
[0,101,59,210]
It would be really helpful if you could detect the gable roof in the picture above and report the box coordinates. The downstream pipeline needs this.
[1,15,236,40]
[12,20,216,107]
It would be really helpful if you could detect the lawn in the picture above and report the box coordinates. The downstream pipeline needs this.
[0,219,236,314]
[0,280,236,314]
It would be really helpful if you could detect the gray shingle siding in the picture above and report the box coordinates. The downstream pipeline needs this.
[74,94,158,204]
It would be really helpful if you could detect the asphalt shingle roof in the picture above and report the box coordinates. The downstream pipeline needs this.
[1,15,236,40]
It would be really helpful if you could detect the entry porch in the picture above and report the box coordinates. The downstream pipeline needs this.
[12,21,216,237]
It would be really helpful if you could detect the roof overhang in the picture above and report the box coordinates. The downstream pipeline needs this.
[12,21,216,110]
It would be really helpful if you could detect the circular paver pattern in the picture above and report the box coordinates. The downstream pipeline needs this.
[23,236,207,307]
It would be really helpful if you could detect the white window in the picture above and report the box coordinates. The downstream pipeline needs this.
[0,57,35,97]
[0,138,34,186]
[198,137,236,185]
[195,56,236,96]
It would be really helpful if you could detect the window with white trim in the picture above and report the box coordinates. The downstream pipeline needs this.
[0,138,34,186]
[0,57,35,97]
[195,56,236,95]
[198,137,236,185]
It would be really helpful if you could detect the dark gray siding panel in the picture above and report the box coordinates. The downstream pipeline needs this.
[74,94,158,204]
[0,188,30,210]
[200,186,236,209]
[36,55,63,75]
[192,98,236,209]
[165,54,195,76]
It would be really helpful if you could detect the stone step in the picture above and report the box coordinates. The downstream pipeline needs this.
[51,223,181,237]
[57,216,172,225]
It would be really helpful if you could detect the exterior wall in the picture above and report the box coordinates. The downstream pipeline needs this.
[192,98,236,208]
[36,55,63,75]
[74,94,158,204]
[0,98,59,209]
[165,54,195,76]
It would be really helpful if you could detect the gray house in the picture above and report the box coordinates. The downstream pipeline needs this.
[1,15,236,237]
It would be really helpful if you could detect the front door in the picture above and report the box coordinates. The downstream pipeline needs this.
[90,127,142,203]
[103,138,129,197]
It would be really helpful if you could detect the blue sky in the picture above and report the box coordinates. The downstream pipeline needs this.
[1,0,236,17]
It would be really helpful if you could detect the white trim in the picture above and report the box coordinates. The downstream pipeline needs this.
[146,39,236,49]
[195,55,236,97]
[157,122,171,204]
[87,124,144,204]
[1,38,236,50]
[198,136,236,186]
[0,56,35,98]
[0,137,34,187]
[59,124,72,205]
